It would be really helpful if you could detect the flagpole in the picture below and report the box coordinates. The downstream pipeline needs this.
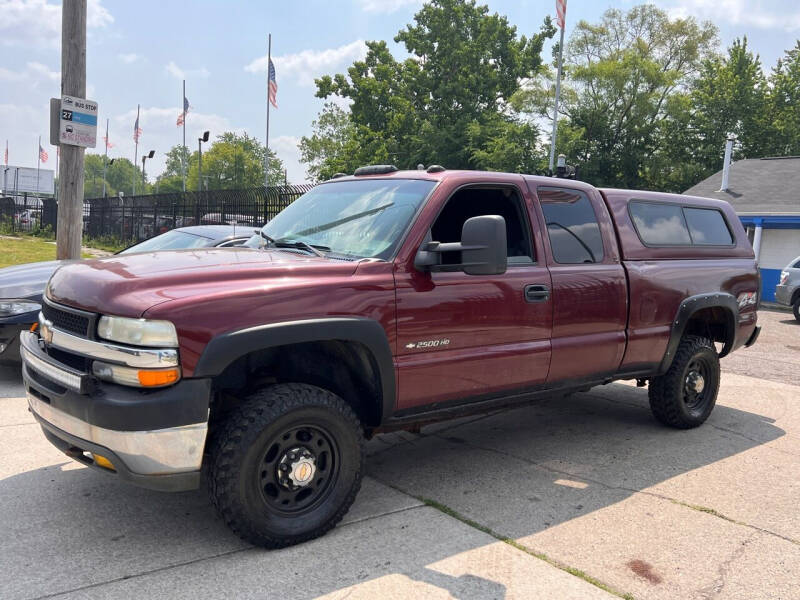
[36,135,41,196]
[102,118,109,197]
[182,79,186,192]
[3,140,8,194]
[133,104,140,196]
[264,33,271,189]
[548,23,565,173]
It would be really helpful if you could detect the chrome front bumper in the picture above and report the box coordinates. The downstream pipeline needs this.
[27,392,207,476]
[20,330,210,491]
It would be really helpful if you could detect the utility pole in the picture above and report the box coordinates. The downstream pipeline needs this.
[56,0,86,260]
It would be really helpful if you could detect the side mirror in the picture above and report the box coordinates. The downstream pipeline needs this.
[415,215,507,276]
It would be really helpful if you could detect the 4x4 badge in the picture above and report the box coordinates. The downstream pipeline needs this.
[405,338,450,350]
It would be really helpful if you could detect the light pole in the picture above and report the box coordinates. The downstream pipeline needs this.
[141,150,154,194]
[102,158,114,197]
[197,131,209,192]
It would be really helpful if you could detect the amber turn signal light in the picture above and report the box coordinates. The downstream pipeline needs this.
[137,368,180,387]
[30,322,39,332]
[92,454,115,471]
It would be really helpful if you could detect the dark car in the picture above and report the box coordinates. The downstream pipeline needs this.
[19,167,760,548]
[0,225,250,365]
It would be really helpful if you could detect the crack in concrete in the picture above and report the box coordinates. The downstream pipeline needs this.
[695,530,759,599]
[370,475,634,600]
[437,433,800,547]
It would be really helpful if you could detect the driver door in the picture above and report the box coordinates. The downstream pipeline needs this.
[394,180,553,412]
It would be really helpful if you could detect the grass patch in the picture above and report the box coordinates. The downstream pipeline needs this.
[415,495,634,599]
[83,235,128,253]
[0,236,91,267]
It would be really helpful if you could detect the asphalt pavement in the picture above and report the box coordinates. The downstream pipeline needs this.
[0,310,797,599]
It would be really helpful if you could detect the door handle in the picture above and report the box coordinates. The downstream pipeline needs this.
[524,284,550,303]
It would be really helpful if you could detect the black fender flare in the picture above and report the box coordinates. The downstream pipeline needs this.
[193,317,395,424]
[658,292,738,374]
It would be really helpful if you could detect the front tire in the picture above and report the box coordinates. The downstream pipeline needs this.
[649,335,720,429]
[208,383,364,548]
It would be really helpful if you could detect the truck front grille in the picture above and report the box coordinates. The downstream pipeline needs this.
[42,301,94,338]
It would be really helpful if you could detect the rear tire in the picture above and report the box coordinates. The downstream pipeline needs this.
[793,298,800,323]
[208,383,364,548]
[649,335,720,429]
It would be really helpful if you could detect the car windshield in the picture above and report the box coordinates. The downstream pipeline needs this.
[244,178,436,259]
[120,230,212,254]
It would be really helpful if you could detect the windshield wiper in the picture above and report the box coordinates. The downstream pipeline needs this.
[273,239,329,257]
[289,203,395,238]
[256,230,276,249]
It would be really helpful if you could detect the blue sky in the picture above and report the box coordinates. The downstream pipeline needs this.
[1,0,799,186]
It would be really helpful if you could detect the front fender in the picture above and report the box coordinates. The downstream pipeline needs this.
[193,317,396,423]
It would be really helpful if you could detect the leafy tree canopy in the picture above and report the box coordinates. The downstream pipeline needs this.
[311,0,554,178]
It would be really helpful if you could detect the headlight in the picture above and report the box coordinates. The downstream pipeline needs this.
[97,315,178,347]
[0,299,42,317]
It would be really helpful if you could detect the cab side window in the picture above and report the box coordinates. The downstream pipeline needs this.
[430,187,534,265]
[538,187,604,264]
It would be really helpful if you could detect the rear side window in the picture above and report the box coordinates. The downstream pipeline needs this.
[683,208,733,245]
[629,202,691,245]
[538,187,604,264]
[630,201,733,247]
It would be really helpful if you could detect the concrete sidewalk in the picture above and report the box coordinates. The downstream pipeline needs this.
[0,364,797,599]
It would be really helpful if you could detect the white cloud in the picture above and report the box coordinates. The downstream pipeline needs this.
[0,61,59,86]
[357,0,421,13]
[86,0,113,28]
[165,60,210,81]
[118,53,140,64]
[0,0,113,48]
[0,102,53,174]
[271,135,307,184]
[26,61,60,82]
[665,0,800,32]
[245,40,367,86]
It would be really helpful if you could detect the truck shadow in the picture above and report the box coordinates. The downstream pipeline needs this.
[0,380,785,600]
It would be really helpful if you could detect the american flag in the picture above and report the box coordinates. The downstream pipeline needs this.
[268,58,278,109]
[176,96,190,126]
[103,136,114,149]
[556,0,566,29]
[3,140,7,166]
[133,115,142,143]
[39,144,48,163]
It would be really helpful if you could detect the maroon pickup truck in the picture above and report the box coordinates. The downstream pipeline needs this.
[20,166,760,548]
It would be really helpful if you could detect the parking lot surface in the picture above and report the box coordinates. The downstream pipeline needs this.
[1,310,797,599]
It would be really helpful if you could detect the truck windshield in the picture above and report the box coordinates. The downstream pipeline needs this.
[245,179,436,259]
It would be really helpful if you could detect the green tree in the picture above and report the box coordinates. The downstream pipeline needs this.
[155,145,193,192]
[83,155,146,198]
[691,37,770,171]
[186,132,286,191]
[519,5,718,189]
[765,41,800,156]
[299,103,356,181]
[312,0,554,174]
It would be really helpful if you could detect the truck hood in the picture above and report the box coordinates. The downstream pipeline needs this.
[0,260,76,300]
[46,248,361,317]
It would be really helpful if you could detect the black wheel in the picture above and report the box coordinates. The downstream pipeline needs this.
[208,383,364,548]
[793,298,800,323]
[648,335,720,429]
